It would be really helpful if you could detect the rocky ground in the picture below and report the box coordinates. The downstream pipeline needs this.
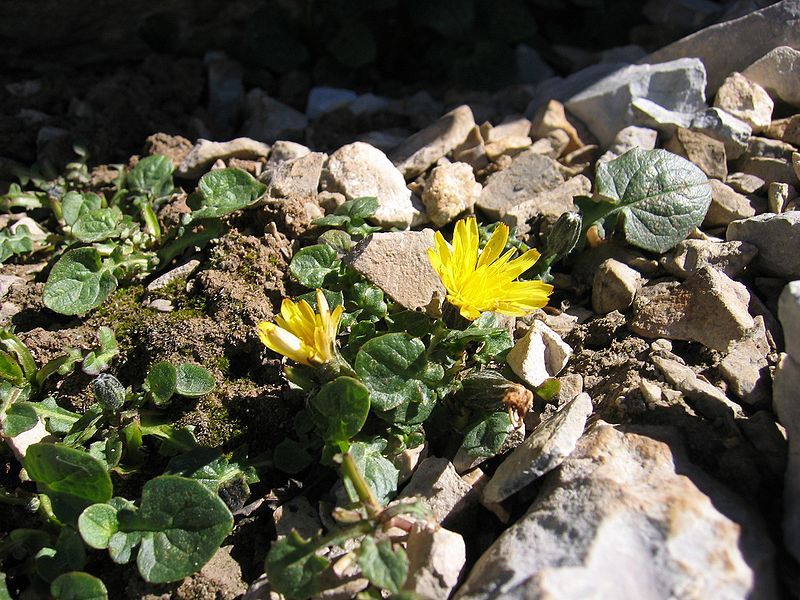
[2,0,800,599]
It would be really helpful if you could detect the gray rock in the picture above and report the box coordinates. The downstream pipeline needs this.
[306,86,357,120]
[146,259,201,292]
[664,128,727,180]
[485,116,532,142]
[743,46,800,108]
[640,0,800,93]
[482,393,592,504]
[652,354,743,419]
[391,105,476,180]
[597,125,658,163]
[348,93,390,116]
[745,136,797,161]
[768,182,794,213]
[516,44,556,86]
[773,353,800,563]
[525,63,628,119]
[273,496,320,540]
[779,281,800,359]
[404,525,466,600]
[703,179,756,227]
[719,316,771,406]
[735,156,798,186]
[0,275,24,299]
[476,150,564,219]
[713,72,774,133]
[631,97,695,136]
[177,138,271,179]
[146,298,174,312]
[394,442,428,485]
[564,58,707,148]
[241,90,308,143]
[631,266,754,352]
[264,152,326,199]
[204,51,244,134]
[454,423,776,600]
[502,175,589,235]
[591,259,642,314]
[421,162,482,227]
[399,457,479,528]
[726,212,800,279]
[726,171,766,194]
[344,229,445,313]
[506,320,572,388]
[661,239,758,279]
[266,140,310,165]
[324,142,414,228]
[690,107,751,159]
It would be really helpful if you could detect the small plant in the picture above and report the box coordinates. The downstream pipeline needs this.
[1,154,268,316]
[266,453,431,599]
[259,208,556,502]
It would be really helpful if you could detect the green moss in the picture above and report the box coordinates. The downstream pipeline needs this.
[86,285,147,352]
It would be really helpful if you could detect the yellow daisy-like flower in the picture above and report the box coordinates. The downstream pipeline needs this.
[428,217,553,321]
[257,289,344,367]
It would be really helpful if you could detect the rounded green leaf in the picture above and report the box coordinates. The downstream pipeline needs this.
[310,376,370,442]
[265,531,328,599]
[461,411,513,459]
[145,361,177,406]
[289,244,341,288]
[129,476,233,583]
[92,374,126,412]
[188,168,266,221]
[71,208,122,243]
[129,154,174,198]
[50,572,108,600]
[78,504,119,549]
[357,537,408,594]
[62,192,102,227]
[355,333,435,411]
[589,148,713,253]
[43,248,118,316]
[24,443,113,525]
[175,363,215,397]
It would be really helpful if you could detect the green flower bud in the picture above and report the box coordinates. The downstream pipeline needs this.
[545,211,582,261]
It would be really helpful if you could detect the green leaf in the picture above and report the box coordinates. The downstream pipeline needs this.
[50,572,108,600]
[375,393,436,426]
[4,402,39,437]
[164,447,257,496]
[336,196,379,219]
[129,154,174,199]
[24,444,113,525]
[82,326,118,375]
[310,377,370,442]
[175,363,215,397]
[355,334,437,411]
[0,572,11,600]
[318,228,354,252]
[27,396,80,434]
[350,282,387,319]
[35,528,86,582]
[113,476,233,583]
[536,378,561,402]
[460,411,513,459]
[78,504,119,549]
[62,191,102,227]
[187,168,266,222]
[43,248,118,315]
[71,207,122,243]
[265,531,328,599]
[0,225,34,263]
[0,350,24,385]
[346,439,399,505]
[144,361,177,406]
[358,537,408,594]
[582,148,712,253]
[289,244,341,288]
[273,438,314,474]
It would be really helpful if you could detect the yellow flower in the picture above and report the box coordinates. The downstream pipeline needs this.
[257,289,344,366]
[428,217,553,321]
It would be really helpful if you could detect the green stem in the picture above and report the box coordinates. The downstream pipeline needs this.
[341,453,381,519]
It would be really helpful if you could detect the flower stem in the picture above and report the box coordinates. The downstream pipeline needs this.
[341,452,381,519]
